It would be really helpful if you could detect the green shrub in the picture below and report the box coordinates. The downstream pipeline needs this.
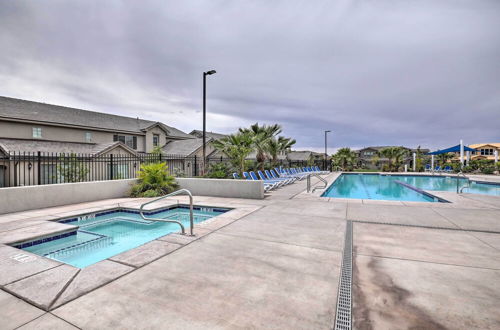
[450,162,462,173]
[172,167,186,177]
[481,167,495,175]
[205,162,234,179]
[462,165,473,173]
[130,162,178,197]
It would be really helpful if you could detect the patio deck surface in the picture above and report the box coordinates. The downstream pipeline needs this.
[0,173,499,329]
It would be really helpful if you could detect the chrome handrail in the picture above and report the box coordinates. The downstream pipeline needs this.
[307,173,328,193]
[456,172,470,193]
[139,189,194,236]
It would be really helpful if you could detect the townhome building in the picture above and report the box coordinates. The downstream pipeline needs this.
[0,96,193,187]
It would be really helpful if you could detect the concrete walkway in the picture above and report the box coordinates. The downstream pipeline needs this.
[1,174,500,329]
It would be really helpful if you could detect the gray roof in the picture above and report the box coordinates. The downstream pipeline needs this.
[0,96,192,138]
[162,138,212,156]
[0,138,136,155]
[287,150,323,161]
[189,130,228,140]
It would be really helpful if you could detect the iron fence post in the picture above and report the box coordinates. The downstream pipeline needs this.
[37,151,41,185]
[194,155,197,177]
[109,154,114,180]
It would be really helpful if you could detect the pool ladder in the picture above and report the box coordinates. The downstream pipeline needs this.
[139,189,195,236]
[307,173,328,193]
[456,172,470,193]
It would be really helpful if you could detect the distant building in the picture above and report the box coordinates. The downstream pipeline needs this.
[189,130,228,141]
[286,150,324,163]
[0,96,193,186]
[0,96,193,155]
[189,130,230,159]
[468,143,500,161]
[355,146,430,169]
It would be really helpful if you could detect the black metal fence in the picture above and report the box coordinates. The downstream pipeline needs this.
[0,151,327,188]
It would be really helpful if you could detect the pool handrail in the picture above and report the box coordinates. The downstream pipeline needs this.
[457,172,470,193]
[139,188,194,236]
[307,173,328,193]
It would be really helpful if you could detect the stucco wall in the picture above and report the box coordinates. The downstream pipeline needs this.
[0,179,136,214]
[144,126,166,153]
[176,178,264,199]
[0,177,263,214]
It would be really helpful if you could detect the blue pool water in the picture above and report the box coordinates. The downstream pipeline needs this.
[322,174,500,202]
[18,206,227,268]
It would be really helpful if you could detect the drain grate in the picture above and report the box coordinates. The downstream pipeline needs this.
[334,220,353,330]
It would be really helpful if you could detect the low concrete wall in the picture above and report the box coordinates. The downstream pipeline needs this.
[0,178,264,214]
[0,179,135,215]
[176,178,264,200]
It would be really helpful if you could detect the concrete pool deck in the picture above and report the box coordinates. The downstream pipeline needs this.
[0,173,499,329]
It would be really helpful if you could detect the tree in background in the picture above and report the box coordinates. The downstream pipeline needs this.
[378,147,409,172]
[239,123,282,168]
[332,148,357,171]
[266,136,296,166]
[437,152,454,166]
[212,132,254,176]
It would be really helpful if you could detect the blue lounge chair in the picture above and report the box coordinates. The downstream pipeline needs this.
[315,166,330,175]
[424,164,431,172]
[274,167,294,179]
[443,165,452,173]
[270,169,291,181]
[289,168,308,179]
[286,168,306,179]
[265,170,296,184]
[243,172,275,191]
[434,166,442,172]
[232,173,241,179]
[256,170,286,187]
[249,171,281,190]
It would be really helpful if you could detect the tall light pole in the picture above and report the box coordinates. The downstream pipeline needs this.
[203,70,216,175]
[324,130,331,171]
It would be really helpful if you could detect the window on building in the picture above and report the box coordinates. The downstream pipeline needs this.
[364,151,374,156]
[480,148,494,156]
[113,135,137,149]
[85,132,92,142]
[32,127,42,138]
[153,134,160,147]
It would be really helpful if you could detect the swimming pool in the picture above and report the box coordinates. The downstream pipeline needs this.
[322,174,500,202]
[15,206,228,268]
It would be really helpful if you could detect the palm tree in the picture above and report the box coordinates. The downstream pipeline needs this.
[437,152,454,166]
[332,148,357,170]
[212,132,254,176]
[239,123,282,168]
[378,147,409,172]
[266,136,296,165]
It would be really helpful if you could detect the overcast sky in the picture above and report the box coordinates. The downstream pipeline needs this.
[1,0,499,153]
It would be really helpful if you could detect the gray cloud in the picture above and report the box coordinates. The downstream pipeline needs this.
[1,0,499,152]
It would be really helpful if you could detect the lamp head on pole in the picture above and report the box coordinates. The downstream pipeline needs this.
[205,70,217,75]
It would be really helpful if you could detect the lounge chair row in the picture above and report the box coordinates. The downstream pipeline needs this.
[233,166,328,192]
[424,164,453,173]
